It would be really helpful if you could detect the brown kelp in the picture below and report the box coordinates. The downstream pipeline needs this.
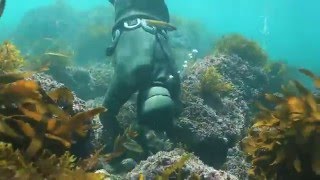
[0,70,107,179]
[103,126,143,162]
[0,71,106,157]
[241,69,320,179]
[0,142,107,179]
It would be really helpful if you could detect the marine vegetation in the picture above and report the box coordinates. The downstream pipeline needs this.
[214,34,268,66]
[0,142,107,179]
[200,66,234,96]
[0,70,109,178]
[241,69,320,179]
[136,152,191,180]
[0,41,24,72]
[263,61,287,76]
[0,71,105,156]
[157,153,191,179]
[103,126,143,162]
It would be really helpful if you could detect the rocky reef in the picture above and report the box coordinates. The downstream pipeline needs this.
[2,1,312,179]
[128,148,237,180]
[175,54,269,167]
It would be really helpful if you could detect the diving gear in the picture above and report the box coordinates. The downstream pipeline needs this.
[102,0,181,140]
[106,18,176,56]
[109,0,169,30]
[138,86,174,120]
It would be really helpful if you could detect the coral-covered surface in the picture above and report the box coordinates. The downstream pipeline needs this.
[223,145,250,179]
[30,72,86,113]
[127,148,238,180]
[175,54,269,166]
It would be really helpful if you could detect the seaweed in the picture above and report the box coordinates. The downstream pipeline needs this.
[0,41,24,72]
[137,153,191,180]
[0,71,106,157]
[214,34,268,66]
[0,65,108,178]
[241,69,320,179]
[153,153,191,180]
[103,126,142,162]
[0,142,107,179]
[200,66,234,96]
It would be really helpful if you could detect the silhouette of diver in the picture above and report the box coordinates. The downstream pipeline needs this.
[100,0,181,150]
[0,0,6,18]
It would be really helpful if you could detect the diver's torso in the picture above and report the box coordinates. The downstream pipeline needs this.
[113,0,169,26]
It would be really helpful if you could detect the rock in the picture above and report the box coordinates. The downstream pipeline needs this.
[223,145,250,180]
[174,54,269,166]
[121,158,137,172]
[30,72,86,113]
[127,148,237,180]
[47,63,114,100]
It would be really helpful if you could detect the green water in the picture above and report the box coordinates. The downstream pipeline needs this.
[0,0,319,70]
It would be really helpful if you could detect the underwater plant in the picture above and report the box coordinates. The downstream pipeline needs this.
[200,66,234,96]
[103,126,143,162]
[158,153,191,179]
[263,61,287,76]
[0,41,24,72]
[0,142,107,179]
[214,34,268,66]
[241,69,320,179]
[0,71,105,157]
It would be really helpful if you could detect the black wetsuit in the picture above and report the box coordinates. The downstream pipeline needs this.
[101,0,180,149]
[109,0,169,26]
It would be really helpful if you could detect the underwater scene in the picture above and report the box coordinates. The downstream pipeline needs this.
[0,0,320,179]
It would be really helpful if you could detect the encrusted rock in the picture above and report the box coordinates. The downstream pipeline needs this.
[174,54,269,166]
[127,148,237,180]
[30,73,86,113]
[223,145,250,180]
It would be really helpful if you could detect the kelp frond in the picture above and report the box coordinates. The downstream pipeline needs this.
[103,126,142,162]
[241,69,320,179]
[0,71,106,157]
[0,142,106,179]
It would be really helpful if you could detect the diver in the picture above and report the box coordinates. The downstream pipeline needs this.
[0,0,6,18]
[100,0,181,150]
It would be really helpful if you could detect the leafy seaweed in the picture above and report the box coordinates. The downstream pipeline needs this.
[241,69,320,179]
[0,41,24,72]
[0,71,105,157]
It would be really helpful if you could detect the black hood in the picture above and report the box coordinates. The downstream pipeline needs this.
[109,0,169,28]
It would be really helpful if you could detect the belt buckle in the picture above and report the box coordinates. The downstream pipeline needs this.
[124,18,141,29]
